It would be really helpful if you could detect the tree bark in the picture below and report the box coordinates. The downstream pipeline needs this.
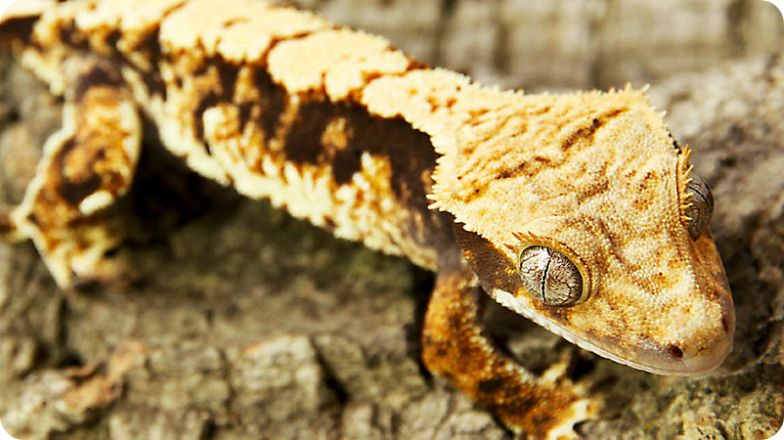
[0,1,782,438]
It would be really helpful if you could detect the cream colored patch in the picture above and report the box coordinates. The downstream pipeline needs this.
[0,0,53,22]
[160,0,328,63]
[216,8,328,64]
[268,29,412,101]
[322,117,350,150]
[545,398,597,440]
[76,0,186,68]
[79,190,113,215]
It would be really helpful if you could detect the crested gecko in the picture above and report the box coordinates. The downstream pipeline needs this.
[0,0,735,437]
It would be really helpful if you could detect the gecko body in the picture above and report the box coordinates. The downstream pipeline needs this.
[0,1,735,437]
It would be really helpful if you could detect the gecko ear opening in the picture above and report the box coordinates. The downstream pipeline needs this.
[677,146,714,240]
[683,174,714,240]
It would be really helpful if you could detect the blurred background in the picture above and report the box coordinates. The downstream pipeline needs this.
[292,0,783,90]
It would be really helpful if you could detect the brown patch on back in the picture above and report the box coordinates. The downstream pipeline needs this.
[282,99,332,165]
[191,58,240,145]
[245,68,287,138]
[0,15,38,49]
[281,98,438,212]
[127,30,166,97]
[74,62,123,102]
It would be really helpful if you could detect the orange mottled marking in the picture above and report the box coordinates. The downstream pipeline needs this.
[423,260,594,437]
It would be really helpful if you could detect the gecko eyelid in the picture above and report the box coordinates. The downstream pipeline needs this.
[684,174,714,240]
[519,246,584,307]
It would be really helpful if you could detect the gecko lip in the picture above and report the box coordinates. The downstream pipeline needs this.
[623,325,734,376]
[639,294,735,376]
[563,322,732,377]
[491,287,735,376]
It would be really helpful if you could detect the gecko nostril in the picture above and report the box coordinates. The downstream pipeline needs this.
[667,344,684,359]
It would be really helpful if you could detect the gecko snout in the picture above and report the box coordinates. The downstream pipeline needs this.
[638,276,735,377]
[645,318,733,376]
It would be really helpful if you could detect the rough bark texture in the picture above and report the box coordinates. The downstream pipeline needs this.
[1,1,783,439]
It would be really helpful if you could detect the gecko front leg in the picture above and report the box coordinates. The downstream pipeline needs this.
[422,253,598,438]
[7,61,141,288]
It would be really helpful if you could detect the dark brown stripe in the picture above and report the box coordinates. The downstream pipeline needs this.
[574,177,610,204]
[282,99,332,165]
[74,63,123,103]
[0,16,38,47]
[133,29,166,97]
[191,58,240,148]
[593,218,636,272]
[250,67,287,141]
[281,98,437,214]
[562,108,627,151]
[116,0,192,99]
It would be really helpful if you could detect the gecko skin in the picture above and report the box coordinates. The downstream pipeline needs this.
[0,0,735,437]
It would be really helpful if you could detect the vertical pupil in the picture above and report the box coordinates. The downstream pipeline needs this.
[519,246,550,302]
[540,248,551,303]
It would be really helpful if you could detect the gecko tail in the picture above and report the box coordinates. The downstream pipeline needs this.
[0,0,52,49]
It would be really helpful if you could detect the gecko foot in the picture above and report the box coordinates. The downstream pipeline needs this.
[10,60,141,289]
[422,260,599,439]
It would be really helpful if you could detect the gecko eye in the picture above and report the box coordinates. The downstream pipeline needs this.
[519,246,584,307]
[684,174,714,240]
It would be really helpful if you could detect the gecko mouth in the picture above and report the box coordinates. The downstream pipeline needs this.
[490,287,734,376]
[574,324,734,376]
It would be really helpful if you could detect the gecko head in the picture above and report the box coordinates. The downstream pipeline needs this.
[432,87,734,376]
